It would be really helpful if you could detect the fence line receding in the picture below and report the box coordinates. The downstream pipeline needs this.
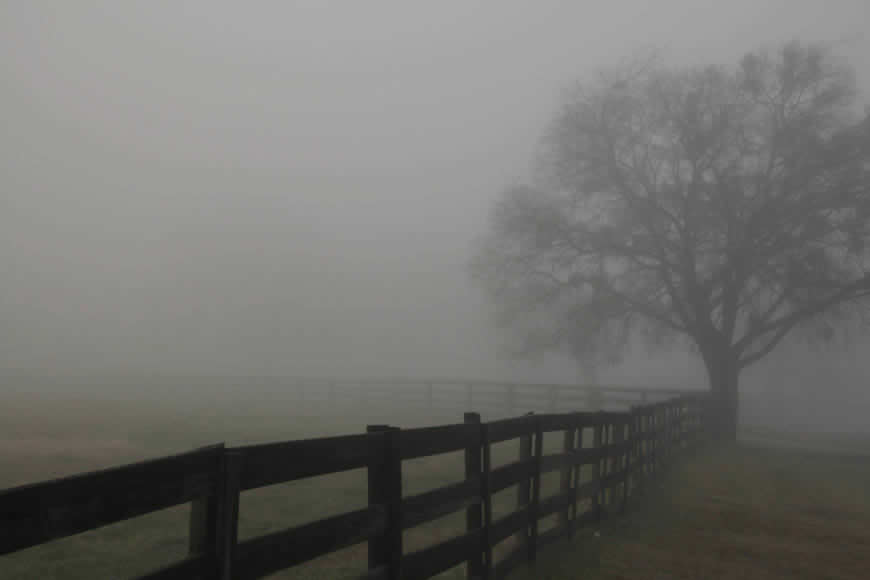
[0,385,708,580]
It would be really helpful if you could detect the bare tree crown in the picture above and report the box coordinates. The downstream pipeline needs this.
[473,42,870,370]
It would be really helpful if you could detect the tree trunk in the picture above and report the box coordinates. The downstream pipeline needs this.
[702,348,740,442]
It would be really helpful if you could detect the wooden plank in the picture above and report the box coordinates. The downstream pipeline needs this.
[489,507,530,545]
[591,424,603,523]
[571,447,602,465]
[217,451,242,580]
[570,427,585,536]
[492,545,526,580]
[601,468,628,490]
[358,565,388,580]
[574,508,599,528]
[539,452,571,474]
[484,415,535,444]
[367,426,403,580]
[537,524,569,550]
[481,423,493,579]
[402,478,479,529]
[574,480,598,502]
[529,417,543,562]
[489,458,536,494]
[235,433,371,490]
[189,445,224,576]
[614,421,627,513]
[599,440,633,458]
[133,555,208,580]
[0,445,223,556]
[234,506,387,580]
[400,529,482,580]
[463,413,484,579]
[538,492,572,518]
[515,415,533,553]
[399,423,477,460]
[559,426,575,531]
[538,413,579,432]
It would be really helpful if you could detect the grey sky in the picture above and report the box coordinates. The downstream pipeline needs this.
[1,1,868,382]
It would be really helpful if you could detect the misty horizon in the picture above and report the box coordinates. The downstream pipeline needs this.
[2,2,868,397]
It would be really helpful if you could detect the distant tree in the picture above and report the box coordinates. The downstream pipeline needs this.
[472,42,870,440]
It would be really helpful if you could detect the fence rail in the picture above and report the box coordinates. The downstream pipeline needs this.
[272,378,696,417]
[0,390,709,580]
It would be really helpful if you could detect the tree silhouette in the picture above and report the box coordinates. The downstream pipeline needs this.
[473,43,870,439]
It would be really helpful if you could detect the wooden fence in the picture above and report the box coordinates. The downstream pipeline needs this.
[0,393,708,580]
[265,378,693,418]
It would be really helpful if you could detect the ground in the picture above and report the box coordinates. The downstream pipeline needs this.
[512,443,870,580]
[1,386,869,579]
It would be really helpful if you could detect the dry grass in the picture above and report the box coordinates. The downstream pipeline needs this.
[512,444,870,580]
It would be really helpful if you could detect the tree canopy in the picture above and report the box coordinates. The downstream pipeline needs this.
[472,43,870,437]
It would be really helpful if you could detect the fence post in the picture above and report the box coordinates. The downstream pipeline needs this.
[604,422,614,511]
[515,412,533,551]
[481,422,493,579]
[592,418,603,524]
[632,409,643,498]
[215,450,242,580]
[367,425,403,580]
[662,404,669,466]
[528,415,543,563]
[559,418,575,533]
[188,444,224,579]
[649,404,661,478]
[571,418,584,535]
[617,418,629,513]
[463,413,484,580]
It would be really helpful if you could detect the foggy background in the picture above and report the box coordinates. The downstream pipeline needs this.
[2,2,869,429]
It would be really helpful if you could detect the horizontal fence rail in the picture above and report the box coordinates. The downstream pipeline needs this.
[0,387,709,580]
[255,377,697,418]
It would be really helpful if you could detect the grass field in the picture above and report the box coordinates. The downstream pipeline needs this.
[3,385,869,580]
[512,444,870,580]
[0,387,578,579]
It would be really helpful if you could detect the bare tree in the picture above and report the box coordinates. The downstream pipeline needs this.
[472,42,870,440]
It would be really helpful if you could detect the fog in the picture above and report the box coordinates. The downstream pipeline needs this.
[1,2,868,402]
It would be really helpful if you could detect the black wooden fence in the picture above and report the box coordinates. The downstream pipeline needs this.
[275,378,691,418]
[0,394,708,580]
